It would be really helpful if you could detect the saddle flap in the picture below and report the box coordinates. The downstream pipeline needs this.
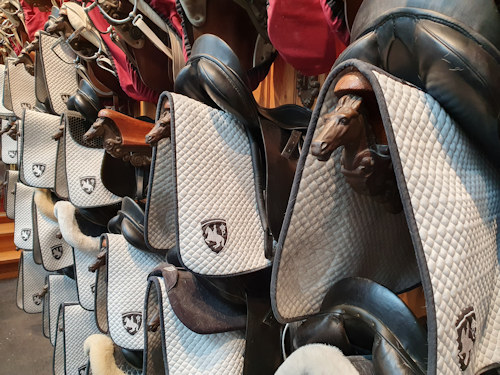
[160,264,246,334]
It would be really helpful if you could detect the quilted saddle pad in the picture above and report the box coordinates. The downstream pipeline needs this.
[4,169,18,219]
[1,119,18,165]
[47,274,78,346]
[16,250,51,314]
[0,64,14,117]
[144,273,245,375]
[272,60,500,374]
[5,57,36,117]
[153,92,270,276]
[53,303,99,375]
[14,182,35,250]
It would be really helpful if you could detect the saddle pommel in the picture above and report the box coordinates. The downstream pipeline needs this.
[97,109,154,149]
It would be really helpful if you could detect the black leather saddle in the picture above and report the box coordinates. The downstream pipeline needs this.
[284,277,428,375]
[336,0,500,170]
[175,34,312,256]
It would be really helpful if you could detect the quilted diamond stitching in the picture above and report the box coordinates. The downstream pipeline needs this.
[273,82,419,321]
[157,276,245,374]
[21,250,51,313]
[61,304,100,375]
[375,71,500,375]
[6,58,35,117]
[2,129,18,164]
[5,170,18,219]
[64,113,121,208]
[74,248,99,311]
[171,93,269,275]
[0,65,14,116]
[21,110,60,188]
[39,33,78,115]
[145,137,176,251]
[48,274,78,346]
[36,206,73,272]
[14,183,35,249]
[107,233,163,350]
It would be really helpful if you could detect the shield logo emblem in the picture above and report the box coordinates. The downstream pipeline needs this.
[21,229,31,241]
[51,245,63,260]
[61,94,71,103]
[80,177,96,194]
[32,294,42,306]
[456,307,477,371]
[20,103,32,110]
[8,150,16,159]
[32,163,46,178]
[122,312,142,336]
[201,219,228,253]
[78,365,87,375]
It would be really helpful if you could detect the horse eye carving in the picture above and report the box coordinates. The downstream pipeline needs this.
[339,117,349,125]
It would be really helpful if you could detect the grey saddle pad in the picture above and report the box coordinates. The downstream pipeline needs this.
[272,60,500,374]
[54,115,69,199]
[19,110,61,188]
[47,274,78,346]
[97,233,162,350]
[74,248,98,311]
[150,92,270,275]
[14,182,35,249]
[1,119,18,165]
[16,250,51,314]
[53,303,99,375]
[37,32,78,115]
[5,57,36,117]
[4,169,18,219]
[144,273,245,375]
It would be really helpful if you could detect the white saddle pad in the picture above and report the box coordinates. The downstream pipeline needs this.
[74,248,99,311]
[144,274,245,375]
[34,204,74,272]
[5,57,36,117]
[19,110,61,188]
[14,182,35,249]
[63,111,121,208]
[16,250,51,313]
[273,60,500,374]
[47,274,78,346]
[98,233,162,350]
[53,303,100,375]
[4,169,18,219]
[0,64,14,116]
[154,92,270,276]
[37,32,78,115]
[1,120,18,165]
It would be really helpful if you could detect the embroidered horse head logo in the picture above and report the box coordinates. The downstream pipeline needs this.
[80,177,96,194]
[60,94,71,103]
[32,293,42,305]
[51,245,63,260]
[32,163,46,178]
[122,312,142,336]
[78,365,87,375]
[20,103,32,110]
[21,229,31,241]
[201,219,228,253]
[8,150,16,159]
[456,306,477,371]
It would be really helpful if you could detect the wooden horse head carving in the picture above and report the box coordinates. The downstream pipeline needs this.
[145,100,171,145]
[311,71,402,213]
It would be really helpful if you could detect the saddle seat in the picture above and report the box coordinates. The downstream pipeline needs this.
[175,34,312,252]
[284,277,428,374]
[337,0,500,170]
